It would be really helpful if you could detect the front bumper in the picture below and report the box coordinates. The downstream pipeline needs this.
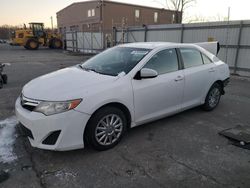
[15,97,91,151]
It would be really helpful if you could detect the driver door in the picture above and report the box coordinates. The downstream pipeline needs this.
[132,48,184,124]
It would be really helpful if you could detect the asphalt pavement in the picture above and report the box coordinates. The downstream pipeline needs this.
[0,44,250,188]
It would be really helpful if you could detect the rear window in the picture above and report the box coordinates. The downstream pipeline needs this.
[180,48,203,68]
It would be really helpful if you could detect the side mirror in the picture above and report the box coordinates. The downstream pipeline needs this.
[135,68,158,80]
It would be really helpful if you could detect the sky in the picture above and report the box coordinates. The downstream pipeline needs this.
[0,0,250,27]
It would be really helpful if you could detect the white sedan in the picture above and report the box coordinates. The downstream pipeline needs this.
[15,42,230,151]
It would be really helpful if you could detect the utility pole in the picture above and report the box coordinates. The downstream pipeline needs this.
[50,16,54,31]
[225,7,230,63]
[101,0,104,49]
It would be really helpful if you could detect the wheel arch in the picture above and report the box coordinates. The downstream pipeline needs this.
[213,80,225,95]
[87,102,132,129]
[202,80,225,104]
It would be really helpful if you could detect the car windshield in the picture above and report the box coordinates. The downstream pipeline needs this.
[81,47,151,76]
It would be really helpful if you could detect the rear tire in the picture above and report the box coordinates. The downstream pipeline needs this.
[85,106,127,151]
[2,74,7,84]
[202,83,222,111]
[25,39,39,50]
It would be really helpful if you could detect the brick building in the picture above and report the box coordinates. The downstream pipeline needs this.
[57,0,181,34]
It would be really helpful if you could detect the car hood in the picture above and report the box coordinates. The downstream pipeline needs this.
[22,66,117,101]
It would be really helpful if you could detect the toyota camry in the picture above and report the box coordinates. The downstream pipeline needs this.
[15,42,230,151]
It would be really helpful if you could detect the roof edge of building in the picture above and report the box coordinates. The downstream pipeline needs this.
[57,0,178,14]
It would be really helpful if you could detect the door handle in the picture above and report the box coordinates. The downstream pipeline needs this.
[175,76,184,82]
[209,68,215,72]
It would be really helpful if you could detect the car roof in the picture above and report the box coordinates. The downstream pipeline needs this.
[119,42,198,50]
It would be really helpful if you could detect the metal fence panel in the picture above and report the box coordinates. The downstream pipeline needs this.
[127,31,144,42]
[238,49,250,69]
[92,33,103,50]
[66,31,104,53]
[76,32,84,50]
[217,48,237,67]
[183,28,239,45]
[83,32,92,50]
[116,31,127,44]
[66,32,74,50]
[241,27,250,46]
[147,30,181,42]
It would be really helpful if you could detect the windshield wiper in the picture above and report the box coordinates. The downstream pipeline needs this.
[79,65,117,76]
[79,65,98,73]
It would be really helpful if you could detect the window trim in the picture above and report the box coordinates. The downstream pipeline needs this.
[176,48,184,70]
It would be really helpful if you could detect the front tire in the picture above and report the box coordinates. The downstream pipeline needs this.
[85,106,127,151]
[203,83,222,111]
[25,39,39,50]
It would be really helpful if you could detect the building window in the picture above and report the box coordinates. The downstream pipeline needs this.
[88,10,91,17]
[92,9,95,17]
[154,12,158,23]
[172,14,175,23]
[135,9,140,19]
[88,9,95,17]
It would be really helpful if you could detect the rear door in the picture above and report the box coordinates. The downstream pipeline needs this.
[132,48,184,124]
[179,48,216,110]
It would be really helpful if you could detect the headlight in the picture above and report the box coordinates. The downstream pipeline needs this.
[34,99,82,116]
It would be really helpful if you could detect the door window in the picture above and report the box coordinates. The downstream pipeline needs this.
[143,49,179,75]
[180,48,203,68]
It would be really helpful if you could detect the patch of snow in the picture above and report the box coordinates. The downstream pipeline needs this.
[55,170,76,181]
[0,116,18,164]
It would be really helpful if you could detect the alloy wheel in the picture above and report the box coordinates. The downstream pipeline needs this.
[208,87,221,108]
[95,114,123,146]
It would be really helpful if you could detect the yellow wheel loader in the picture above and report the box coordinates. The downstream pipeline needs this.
[10,23,62,50]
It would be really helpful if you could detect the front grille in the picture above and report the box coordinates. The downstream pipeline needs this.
[22,104,36,111]
[19,124,34,139]
[20,94,40,112]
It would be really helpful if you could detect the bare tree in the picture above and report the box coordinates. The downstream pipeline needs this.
[152,0,195,23]
[168,0,195,23]
[187,14,228,23]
